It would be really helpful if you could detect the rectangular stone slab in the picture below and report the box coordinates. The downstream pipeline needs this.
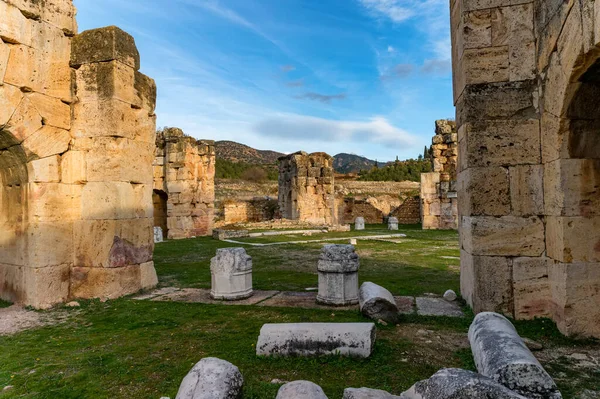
[256,323,375,358]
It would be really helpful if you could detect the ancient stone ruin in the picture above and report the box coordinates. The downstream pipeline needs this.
[153,127,215,239]
[420,120,458,230]
[453,0,600,337]
[278,151,336,225]
[222,197,278,225]
[0,0,157,308]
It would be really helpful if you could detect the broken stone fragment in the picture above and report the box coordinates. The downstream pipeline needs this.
[256,322,375,358]
[400,368,528,399]
[359,282,399,324]
[276,381,328,399]
[469,312,561,398]
[344,387,400,398]
[175,357,243,399]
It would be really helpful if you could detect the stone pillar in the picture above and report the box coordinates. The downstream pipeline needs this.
[153,128,215,239]
[210,248,253,300]
[387,217,398,231]
[421,120,458,230]
[68,26,158,299]
[316,244,359,305]
[354,217,365,230]
[278,151,336,225]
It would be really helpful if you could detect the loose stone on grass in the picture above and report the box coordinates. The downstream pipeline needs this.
[317,244,360,306]
[355,217,365,230]
[443,289,457,302]
[416,297,464,317]
[276,380,328,399]
[256,322,375,358]
[388,217,399,230]
[359,282,399,324]
[469,312,561,399]
[175,357,243,399]
[344,387,400,398]
[210,248,253,300]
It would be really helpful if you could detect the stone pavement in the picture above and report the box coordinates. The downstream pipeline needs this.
[133,287,465,317]
[223,233,408,247]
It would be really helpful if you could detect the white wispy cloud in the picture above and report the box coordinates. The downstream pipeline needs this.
[358,0,416,23]
[254,114,418,147]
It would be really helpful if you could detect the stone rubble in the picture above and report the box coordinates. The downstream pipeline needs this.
[359,282,399,324]
[175,357,243,399]
[317,245,360,306]
[256,323,375,358]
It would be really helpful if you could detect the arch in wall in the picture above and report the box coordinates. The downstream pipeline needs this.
[153,189,168,240]
[0,128,29,303]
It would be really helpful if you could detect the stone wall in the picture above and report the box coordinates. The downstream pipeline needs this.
[421,120,459,230]
[0,0,157,308]
[278,152,336,225]
[452,0,600,337]
[338,197,385,224]
[389,196,421,224]
[222,197,278,224]
[153,128,215,239]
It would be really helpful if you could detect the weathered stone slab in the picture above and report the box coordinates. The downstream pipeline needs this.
[317,245,359,306]
[469,312,561,398]
[416,297,464,317]
[387,217,399,230]
[400,368,528,399]
[151,288,277,306]
[359,282,399,323]
[276,381,328,399]
[344,388,400,398]
[154,226,164,243]
[210,248,253,300]
[256,323,375,358]
[175,357,243,399]
[71,26,141,69]
[395,296,415,314]
[257,291,357,310]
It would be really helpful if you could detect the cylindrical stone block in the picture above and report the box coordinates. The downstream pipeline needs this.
[359,282,399,324]
[355,217,365,231]
[387,217,398,231]
[210,248,253,300]
[317,244,359,306]
[469,312,560,398]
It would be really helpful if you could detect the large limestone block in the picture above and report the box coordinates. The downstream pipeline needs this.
[21,126,71,159]
[27,92,70,129]
[81,181,152,220]
[175,357,243,399]
[469,312,561,398]
[509,165,543,217]
[461,216,545,257]
[210,248,253,300]
[28,182,81,222]
[458,167,510,216]
[75,60,137,104]
[460,251,513,315]
[6,96,43,144]
[71,26,141,70]
[276,381,327,399]
[25,221,73,267]
[73,218,153,268]
[70,264,145,300]
[317,244,359,306]
[0,83,23,128]
[544,159,600,217]
[461,120,541,169]
[0,40,10,84]
[27,155,60,183]
[256,323,376,358]
[7,0,77,34]
[550,262,600,338]
[400,368,528,399]
[0,1,33,46]
[60,150,86,184]
[22,263,70,309]
[139,261,158,290]
[513,257,551,320]
[546,216,600,263]
[359,282,399,324]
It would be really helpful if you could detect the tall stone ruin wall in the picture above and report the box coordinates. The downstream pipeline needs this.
[153,128,215,239]
[278,152,336,225]
[0,0,157,308]
[453,0,600,337]
[222,197,278,225]
[420,120,458,230]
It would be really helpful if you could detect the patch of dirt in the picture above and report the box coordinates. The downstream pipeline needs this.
[0,305,70,336]
[536,344,600,395]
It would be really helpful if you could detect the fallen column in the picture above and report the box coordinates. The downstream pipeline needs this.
[359,282,399,324]
[468,312,561,399]
[256,323,375,358]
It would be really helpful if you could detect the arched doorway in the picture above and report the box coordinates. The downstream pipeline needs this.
[0,128,29,303]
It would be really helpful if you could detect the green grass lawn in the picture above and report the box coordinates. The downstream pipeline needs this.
[155,224,461,295]
[1,224,598,398]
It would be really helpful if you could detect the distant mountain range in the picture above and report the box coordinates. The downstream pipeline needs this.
[215,141,383,174]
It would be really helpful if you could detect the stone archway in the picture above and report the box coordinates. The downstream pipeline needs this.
[452,0,600,337]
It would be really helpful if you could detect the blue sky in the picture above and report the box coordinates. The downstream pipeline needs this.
[74,0,454,161]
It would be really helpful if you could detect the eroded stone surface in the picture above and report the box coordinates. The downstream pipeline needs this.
[175,357,243,399]
[416,297,464,318]
[256,323,375,358]
[276,381,328,399]
[317,245,359,305]
[359,282,399,324]
[355,217,365,230]
[210,248,253,300]
[344,387,400,399]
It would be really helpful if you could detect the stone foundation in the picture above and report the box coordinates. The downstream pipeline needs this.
[153,128,215,239]
[222,197,278,225]
[0,0,157,307]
